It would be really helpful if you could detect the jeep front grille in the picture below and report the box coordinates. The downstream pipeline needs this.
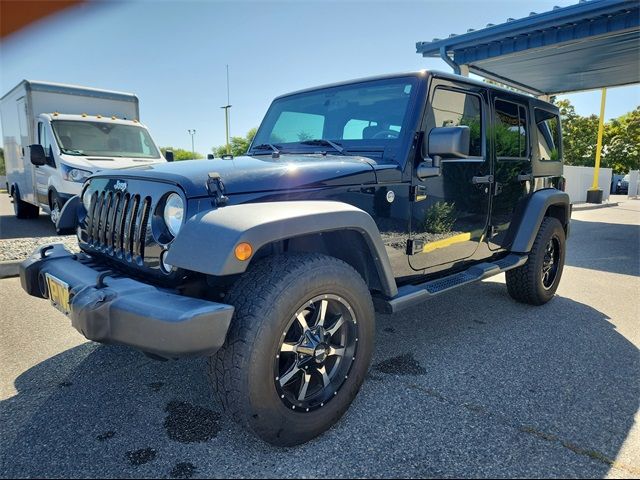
[85,190,152,262]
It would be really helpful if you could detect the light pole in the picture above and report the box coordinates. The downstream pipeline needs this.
[187,129,196,158]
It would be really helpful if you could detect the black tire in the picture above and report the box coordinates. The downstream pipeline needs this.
[506,217,566,305]
[12,188,39,219]
[209,253,375,446]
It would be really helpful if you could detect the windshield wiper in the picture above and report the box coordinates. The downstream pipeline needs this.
[60,148,87,156]
[251,143,282,156]
[299,139,348,155]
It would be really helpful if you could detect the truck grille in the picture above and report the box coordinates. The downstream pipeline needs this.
[85,190,152,262]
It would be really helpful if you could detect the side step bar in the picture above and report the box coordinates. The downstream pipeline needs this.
[374,254,528,314]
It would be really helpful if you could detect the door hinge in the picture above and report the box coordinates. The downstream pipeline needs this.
[410,185,427,202]
[406,238,424,255]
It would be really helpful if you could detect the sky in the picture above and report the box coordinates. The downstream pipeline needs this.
[1,0,638,156]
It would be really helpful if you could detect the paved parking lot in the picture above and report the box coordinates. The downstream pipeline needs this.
[1,198,638,478]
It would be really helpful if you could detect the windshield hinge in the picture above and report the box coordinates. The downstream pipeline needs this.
[207,172,229,206]
[406,238,424,255]
[410,185,427,202]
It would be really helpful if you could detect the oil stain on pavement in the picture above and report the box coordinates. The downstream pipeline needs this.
[126,447,157,466]
[96,431,116,442]
[164,400,221,443]
[374,353,427,375]
[170,462,197,479]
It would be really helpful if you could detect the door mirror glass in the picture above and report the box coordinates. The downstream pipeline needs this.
[29,144,46,166]
[165,150,174,162]
[428,126,470,159]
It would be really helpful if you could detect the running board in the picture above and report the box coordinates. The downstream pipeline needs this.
[374,254,528,314]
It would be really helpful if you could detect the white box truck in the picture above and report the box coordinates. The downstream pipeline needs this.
[1,80,168,224]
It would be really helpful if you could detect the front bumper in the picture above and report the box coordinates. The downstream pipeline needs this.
[20,244,234,359]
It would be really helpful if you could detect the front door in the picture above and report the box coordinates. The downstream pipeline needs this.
[409,79,491,272]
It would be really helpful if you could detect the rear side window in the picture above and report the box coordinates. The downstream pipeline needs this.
[429,88,483,156]
[494,99,529,159]
[535,109,561,161]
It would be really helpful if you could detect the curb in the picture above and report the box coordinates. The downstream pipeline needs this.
[0,260,21,279]
[572,202,619,212]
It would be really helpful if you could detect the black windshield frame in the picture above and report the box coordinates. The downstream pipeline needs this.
[251,76,423,165]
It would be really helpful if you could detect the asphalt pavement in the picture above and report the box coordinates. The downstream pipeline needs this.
[1,198,638,478]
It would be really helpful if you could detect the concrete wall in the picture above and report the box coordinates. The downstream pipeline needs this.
[563,165,612,203]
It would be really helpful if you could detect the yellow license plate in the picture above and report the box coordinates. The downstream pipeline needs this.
[46,273,71,315]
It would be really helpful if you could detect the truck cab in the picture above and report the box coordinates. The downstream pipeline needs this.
[30,113,165,223]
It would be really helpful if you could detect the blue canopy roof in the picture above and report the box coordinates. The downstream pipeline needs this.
[416,0,639,95]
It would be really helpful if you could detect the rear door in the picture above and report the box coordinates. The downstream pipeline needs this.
[488,94,533,250]
[16,97,35,202]
[409,78,492,271]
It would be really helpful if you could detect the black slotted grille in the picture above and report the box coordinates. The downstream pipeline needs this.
[85,188,152,264]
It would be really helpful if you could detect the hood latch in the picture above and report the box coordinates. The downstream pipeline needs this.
[207,172,229,206]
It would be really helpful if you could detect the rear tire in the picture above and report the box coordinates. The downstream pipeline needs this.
[12,188,40,219]
[209,253,375,446]
[506,217,566,305]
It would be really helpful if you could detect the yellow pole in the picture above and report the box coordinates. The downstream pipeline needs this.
[591,88,607,190]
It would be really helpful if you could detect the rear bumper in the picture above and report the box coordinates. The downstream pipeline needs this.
[20,244,234,359]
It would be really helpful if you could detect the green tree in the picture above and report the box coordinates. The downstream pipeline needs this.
[556,99,600,167]
[160,147,203,161]
[0,147,5,176]
[213,127,257,157]
[602,107,640,173]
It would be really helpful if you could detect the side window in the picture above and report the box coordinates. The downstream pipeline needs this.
[494,99,529,159]
[535,109,561,161]
[270,111,324,143]
[39,123,56,167]
[429,87,483,156]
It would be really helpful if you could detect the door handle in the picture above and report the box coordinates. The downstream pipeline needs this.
[472,175,493,184]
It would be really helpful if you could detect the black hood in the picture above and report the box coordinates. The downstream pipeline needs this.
[90,154,377,197]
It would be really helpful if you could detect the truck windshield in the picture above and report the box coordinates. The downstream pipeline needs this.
[251,77,419,156]
[51,120,161,159]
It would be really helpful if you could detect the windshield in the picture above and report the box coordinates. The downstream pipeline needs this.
[251,77,419,156]
[51,120,161,159]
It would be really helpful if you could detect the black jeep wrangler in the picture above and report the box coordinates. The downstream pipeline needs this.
[20,71,570,446]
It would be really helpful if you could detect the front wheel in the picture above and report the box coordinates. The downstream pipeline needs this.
[209,253,375,446]
[506,217,566,305]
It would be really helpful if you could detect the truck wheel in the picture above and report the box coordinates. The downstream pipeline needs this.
[506,217,566,305]
[12,188,39,219]
[209,253,375,446]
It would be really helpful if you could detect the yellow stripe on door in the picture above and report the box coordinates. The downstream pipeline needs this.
[423,232,472,253]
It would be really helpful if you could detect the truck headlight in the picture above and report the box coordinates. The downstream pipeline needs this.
[62,164,92,183]
[163,193,184,237]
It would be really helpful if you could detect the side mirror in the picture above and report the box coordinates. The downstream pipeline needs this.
[29,144,46,166]
[165,150,174,162]
[428,126,470,158]
[207,154,214,160]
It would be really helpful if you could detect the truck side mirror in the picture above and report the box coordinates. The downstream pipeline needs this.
[29,144,46,166]
[417,126,471,180]
[165,150,174,162]
[207,154,214,160]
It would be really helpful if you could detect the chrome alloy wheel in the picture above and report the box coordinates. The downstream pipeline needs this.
[274,294,358,412]
[542,236,560,289]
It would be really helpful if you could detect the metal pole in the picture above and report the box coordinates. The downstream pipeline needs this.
[220,105,231,155]
[187,129,196,158]
[591,88,607,190]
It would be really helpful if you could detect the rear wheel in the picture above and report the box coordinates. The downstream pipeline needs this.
[209,253,375,446]
[506,216,566,305]
[12,188,39,219]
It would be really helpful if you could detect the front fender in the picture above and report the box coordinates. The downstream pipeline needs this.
[165,201,398,297]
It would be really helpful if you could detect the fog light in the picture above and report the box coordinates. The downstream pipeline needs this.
[161,250,173,273]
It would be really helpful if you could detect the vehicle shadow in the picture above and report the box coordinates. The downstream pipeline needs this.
[0,213,57,240]
[566,218,640,277]
[1,282,637,478]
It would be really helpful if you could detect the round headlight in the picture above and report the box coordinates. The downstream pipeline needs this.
[82,188,93,211]
[163,193,184,237]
